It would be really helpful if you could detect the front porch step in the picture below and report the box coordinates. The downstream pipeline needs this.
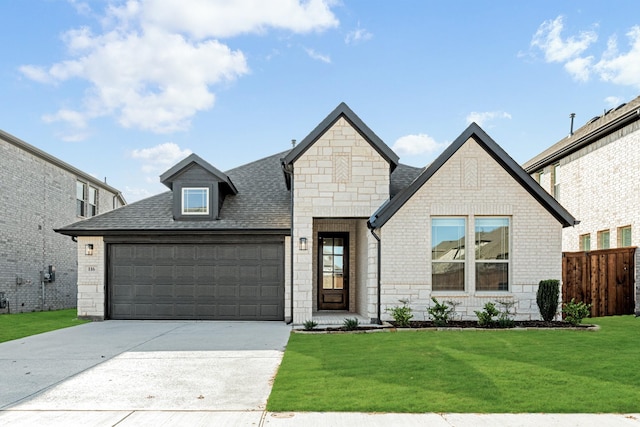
[311,311,377,327]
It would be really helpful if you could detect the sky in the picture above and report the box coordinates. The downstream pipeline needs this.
[2,1,639,203]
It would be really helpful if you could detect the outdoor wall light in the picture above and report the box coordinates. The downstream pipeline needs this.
[85,244,94,256]
[299,237,308,251]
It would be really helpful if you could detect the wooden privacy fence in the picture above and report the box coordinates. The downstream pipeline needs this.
[562,247,636,317]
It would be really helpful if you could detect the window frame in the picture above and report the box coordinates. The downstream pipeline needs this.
[618,226,632,247]
[431,217,466,292]
[76,181,86,217]
[181,187,210,215]
[597,229,610,249]
[552,163,560,199]
[579,233,591,251]
[475,217,510,292]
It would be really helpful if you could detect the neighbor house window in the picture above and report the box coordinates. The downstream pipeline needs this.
[431,218,466,291]
[87,186,97,217]
[618,226,632,247]
[597,230,610,249]
[552,164,560,199]
[76,181,86,217]
[475,217,509,291]
[580,234,591,251]
[182,187,209,215]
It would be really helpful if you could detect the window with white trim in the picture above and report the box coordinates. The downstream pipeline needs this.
[618,226,632,247]
[580,234,591,251]
[552,163,560,199]
[475,217,509,291]
[597,230,610,249]
[431,218,466,291]
[182,187,209,215]
[76,181,86,217]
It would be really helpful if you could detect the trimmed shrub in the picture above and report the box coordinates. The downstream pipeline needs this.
[536,279,560,322]
[562,298,591,325]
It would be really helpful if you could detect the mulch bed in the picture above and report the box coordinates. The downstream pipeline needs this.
[296,320,592,333]
[390,320,590,329]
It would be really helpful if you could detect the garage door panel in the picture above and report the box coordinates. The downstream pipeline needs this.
[109,242,284,320]
[154,284,174,297]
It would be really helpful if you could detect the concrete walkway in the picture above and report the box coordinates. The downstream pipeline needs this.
[0,321,638,426]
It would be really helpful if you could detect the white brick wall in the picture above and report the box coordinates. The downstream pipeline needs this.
[534,121,640,312]
[291,118,391,324]
[380,138,563,321]
[76,236,105,319]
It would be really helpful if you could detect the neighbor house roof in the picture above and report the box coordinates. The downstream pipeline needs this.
[523,95,640,173]
[282,102,399,189]
[368,122,578,229]
[0,129,126,205]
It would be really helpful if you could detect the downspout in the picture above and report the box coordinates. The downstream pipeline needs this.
[369,225,382,325]
[281,161,295,324]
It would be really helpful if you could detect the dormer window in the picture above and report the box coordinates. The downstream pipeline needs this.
[160,153,238,222]
[182,187,209,215]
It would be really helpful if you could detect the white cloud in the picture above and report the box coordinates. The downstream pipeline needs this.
[465,111,512,127]
[529,17,640,89]
[345,26,373,45]
[604,96,622,107]
[130,142,192,174]
[593,26,640,88]
[20,0,340,138]
[531,16,597,63]
[564,56,593,82]
[392,134,446,156]
[305,47,332,63]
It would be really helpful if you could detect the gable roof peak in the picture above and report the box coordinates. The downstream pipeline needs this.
[160,153,237,194]
[368,122,578,229]
[282,102,399,171]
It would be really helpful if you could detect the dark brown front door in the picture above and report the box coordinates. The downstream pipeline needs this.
[318,232,348,310]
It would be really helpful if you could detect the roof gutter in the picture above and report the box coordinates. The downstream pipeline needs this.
[525,107,640,173]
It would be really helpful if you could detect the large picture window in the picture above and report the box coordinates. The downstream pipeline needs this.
[182,187,209,215]
[432,218,466,291]
[475,218,509,291]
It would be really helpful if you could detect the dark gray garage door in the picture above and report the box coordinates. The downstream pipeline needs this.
[108,242,284,320]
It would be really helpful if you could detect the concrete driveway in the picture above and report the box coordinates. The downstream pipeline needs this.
[0,320,291,426]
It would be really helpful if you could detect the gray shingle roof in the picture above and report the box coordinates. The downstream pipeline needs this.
[523,95,640,172]
[56,148,424,236]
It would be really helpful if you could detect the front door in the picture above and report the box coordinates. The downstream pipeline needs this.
[318,232,349,310]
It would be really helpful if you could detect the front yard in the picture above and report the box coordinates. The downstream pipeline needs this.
[267,316,640,413]
[0,309,88,343]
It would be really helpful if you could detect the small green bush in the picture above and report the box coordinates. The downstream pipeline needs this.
[303,320,318,331]
[427,297,455,326]
[475,302,500,327]
[536,279,560,322]
[386,299,413,327]
[496,300,516,328]
[343,317,359,330]
[562,298,591,325]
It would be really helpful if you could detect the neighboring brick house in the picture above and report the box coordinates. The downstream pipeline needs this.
[56,103,575,324]
[0,129,125,313]
[523,95,640,313]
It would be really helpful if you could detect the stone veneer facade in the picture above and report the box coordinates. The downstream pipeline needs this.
[533,120,640,313]
[291,117,390,324]
[379,138,563,321]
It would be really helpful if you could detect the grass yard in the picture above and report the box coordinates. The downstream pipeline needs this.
[0,309,89,343]
[267,316,640,413]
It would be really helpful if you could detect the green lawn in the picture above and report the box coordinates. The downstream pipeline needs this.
[267,316,640,413]
[0,309,89,343]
